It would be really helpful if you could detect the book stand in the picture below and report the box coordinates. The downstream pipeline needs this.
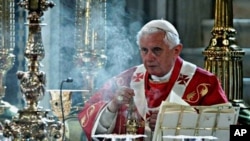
[153,102,240,141]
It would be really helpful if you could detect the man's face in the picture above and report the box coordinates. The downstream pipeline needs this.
[139,31,182,77]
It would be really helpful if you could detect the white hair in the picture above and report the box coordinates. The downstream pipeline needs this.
[136,19,180,49]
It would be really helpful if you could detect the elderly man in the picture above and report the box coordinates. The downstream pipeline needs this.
[78,19,228,141]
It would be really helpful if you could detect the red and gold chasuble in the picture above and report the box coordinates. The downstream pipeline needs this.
[78,57,228,140]
[131,57,196,121]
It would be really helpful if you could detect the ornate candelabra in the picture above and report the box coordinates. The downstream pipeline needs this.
[203,0,249,124]
[74,0,141,134]
[0,0,16,114]
[3,0,62,140]
[74,0,107,100]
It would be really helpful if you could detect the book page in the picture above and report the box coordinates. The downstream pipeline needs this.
[153,101,240,141]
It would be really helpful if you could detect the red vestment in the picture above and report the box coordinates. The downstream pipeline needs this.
[78,57,228,140]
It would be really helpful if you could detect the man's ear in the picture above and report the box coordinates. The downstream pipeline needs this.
[174,44,183,56]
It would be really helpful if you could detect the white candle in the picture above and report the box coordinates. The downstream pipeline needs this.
[91,29,95,50]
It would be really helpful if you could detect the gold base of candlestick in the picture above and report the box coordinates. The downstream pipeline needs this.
[3,108,62,140]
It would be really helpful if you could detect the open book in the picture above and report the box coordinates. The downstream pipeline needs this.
[153,101,240,141]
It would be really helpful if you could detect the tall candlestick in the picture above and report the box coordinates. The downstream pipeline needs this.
[3,0,62,140]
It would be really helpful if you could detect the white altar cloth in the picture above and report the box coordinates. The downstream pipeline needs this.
[92,134,147,141]
[163,135,217,141]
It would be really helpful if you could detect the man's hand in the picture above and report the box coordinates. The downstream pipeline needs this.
[107,86,135,113]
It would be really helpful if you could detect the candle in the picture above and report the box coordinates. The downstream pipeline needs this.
[91,29,95,50]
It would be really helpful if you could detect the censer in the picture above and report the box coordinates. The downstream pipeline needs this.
[3,0,62,140]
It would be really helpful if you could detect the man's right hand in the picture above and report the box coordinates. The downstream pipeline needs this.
[107,86,135,113]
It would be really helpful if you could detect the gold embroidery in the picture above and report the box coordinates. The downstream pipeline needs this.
[186,91,196,101]
[88,105,95,116]
[197,83,210,96]
[81,105,96,127]
[185,83,210,103]
[81,115,87,127]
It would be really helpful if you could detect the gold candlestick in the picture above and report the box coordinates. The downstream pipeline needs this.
[0,0,15,112]
[3,0,62,140]
[203,0,249,125]
[203,0,245,100]
[74,0,107,101]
